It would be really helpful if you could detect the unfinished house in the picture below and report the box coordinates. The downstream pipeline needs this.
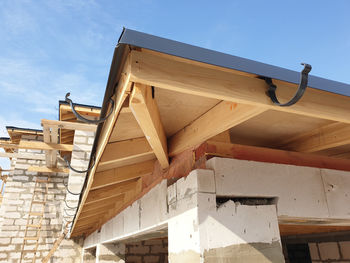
[1,28,350,263]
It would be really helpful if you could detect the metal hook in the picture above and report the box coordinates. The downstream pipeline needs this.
[64,155,95,174]
[65,93,114,124]
[265,63,312,107]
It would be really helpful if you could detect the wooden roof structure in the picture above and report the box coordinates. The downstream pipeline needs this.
[58,29,350,237]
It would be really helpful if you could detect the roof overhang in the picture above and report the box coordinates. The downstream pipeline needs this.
[70,28,350,237]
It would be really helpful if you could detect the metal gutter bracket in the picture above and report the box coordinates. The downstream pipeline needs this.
[65,93,115,124]
[64,155,95,174]
[265,63,312,107]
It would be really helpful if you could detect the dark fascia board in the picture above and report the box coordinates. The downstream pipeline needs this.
[119,28,350,97]
[58,100,101,110]
[6,126,43,134]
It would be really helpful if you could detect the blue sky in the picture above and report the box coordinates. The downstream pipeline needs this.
[1,0,350,168]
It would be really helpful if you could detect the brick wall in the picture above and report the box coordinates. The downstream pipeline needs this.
[309,241,350,263]
[0,134,88,262]
[125,238,168,263]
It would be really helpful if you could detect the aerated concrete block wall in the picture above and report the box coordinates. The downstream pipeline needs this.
[0,132,94,262]
[309,241,350,263]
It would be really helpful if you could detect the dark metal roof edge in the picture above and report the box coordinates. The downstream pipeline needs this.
[59,100,101,110]
[6,126,43,133]
[119,28,350,97]
[71,41,129,234]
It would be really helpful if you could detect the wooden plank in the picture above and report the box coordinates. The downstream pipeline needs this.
[41,119,97,131]
[202,141,350,172]
[279,224,350,236]
[92,160,154,190]
[0,140,73,151]
[79,204,116,219]
[0,152,45,160]
[98,137,154,171]
[85,179,140,204]
[130,50,350,124]
[130,83,169,168]
[169,101,266,156]
[27,166,69,173]
[279,122,350,153]
[43,126,53,167]
[83,194,125,213]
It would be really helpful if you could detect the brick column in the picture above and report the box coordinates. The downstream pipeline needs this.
[96,243,125,263]
[167,169,285,263]
[64,130,95,235]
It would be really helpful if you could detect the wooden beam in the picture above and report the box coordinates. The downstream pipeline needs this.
[130,83,169,168]
[27,166,69,173]
[279,122,350,153]
[43,126,53,167]
[42,119,97,132]
[130,50,350,123]
[85,179,140,204]
[92,160,154,190]
[201,141,350,172]
[98,137,154,171]
[169,101,266,156]
[0,152,45,160]
[0,140,73,151]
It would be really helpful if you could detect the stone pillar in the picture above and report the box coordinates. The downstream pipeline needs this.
[96,243,125,263]
[168,169,285,263]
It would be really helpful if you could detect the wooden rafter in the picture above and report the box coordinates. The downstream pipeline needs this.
[169,101,266,156]
[92,160,154,190]
[27,166,69,173]
[129,50,350,124]
[98,137,155,172]
[130,83,169,168]
[279,122,350,153]
[0,140,73,151]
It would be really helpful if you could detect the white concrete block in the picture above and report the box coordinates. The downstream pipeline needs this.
[321,169,350,218]
[167,183,177,205]
[206,158,329,219]
[176,169,215,201]
[140,180,167,229]
[168,208,200,254]
[124,201,140,234]
[200,202,280,251]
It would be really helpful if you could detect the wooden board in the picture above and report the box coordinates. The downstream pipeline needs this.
[279,224,350,236]
[229,110,333,148]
